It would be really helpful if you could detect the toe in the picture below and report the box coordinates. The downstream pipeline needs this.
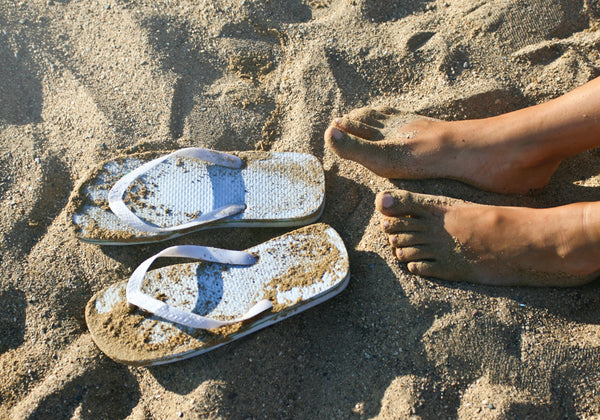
[347,107,388,127]
[325,125,382,163]
[406,261,445,278]
[376,190,438,217]
[373,105,400,115]
[395,246,433,262]
[334,116,382,140]
[381,216,424,233]
[389,232,427,247]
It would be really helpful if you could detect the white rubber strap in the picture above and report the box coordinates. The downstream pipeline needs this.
[107,148,246,233]
[126,245,273,330]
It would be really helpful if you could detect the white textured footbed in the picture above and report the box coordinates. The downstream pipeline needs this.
[71,151,325,243]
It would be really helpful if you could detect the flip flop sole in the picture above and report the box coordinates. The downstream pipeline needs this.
[68,150,325,244]
[85,223,349,365]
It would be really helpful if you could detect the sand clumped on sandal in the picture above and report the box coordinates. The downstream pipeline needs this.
[67,150,324,243]
[85,223,346,365]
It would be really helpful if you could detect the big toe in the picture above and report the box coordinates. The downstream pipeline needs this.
[334,116,383,140]
[376,190,426,217]
[325,125,374,161]
[406,261,446,278]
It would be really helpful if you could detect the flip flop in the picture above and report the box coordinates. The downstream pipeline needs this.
[85,223,350,366]
[67,148,325,245]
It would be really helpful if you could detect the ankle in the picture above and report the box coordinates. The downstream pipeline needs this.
[581,202,600,252]
[472,114,566,170]
[556,203,600,276]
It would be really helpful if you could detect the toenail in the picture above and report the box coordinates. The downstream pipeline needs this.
[331,127,343,140]
[391,236,398,245]
[396,248,403,258]
[383,220,390,229]
[381,193,394,208]
[334,118,342,125]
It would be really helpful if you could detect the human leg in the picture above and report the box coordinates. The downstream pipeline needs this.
[325,77,600,194]
[377,190,600,286]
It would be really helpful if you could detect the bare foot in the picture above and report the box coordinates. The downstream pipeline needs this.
[376,189,600,286]
[324,106,563,194]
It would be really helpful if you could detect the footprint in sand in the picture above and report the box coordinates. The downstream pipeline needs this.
[0,288,26,355]
[0,35,42,126]
[361,0,435,23]
[4,153,72,258]
[10,336,141,419]
[419,309,600,417]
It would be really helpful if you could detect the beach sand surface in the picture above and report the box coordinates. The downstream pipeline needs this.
[1,0,600,418]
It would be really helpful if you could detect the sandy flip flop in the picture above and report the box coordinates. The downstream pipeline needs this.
[67,148,325,244]
[85,223,350,365]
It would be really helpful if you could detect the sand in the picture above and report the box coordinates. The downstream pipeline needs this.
[1,0,600,418]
